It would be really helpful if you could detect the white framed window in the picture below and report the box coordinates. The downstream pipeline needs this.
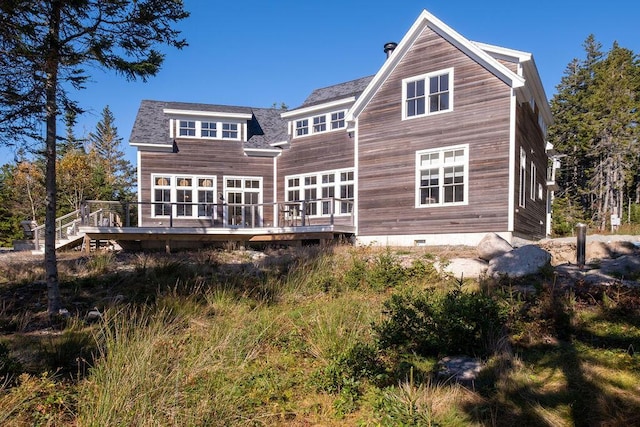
[530,162,536,201]
[285,168,354,216]
[403,68,453,119]
[295,119,309,136]
[416,144,468,207]
[201,121,217,138]
[179,120,196,137]
[174,119,242,140]
[331,111,345,129]
[152,175,172,216]
[223,176,262,227]
[312,115,326,133]
[292,109,347,138]
[151,174,217,218]
[222,123,238,139]
[519,148,526,208]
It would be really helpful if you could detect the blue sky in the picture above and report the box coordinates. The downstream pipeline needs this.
[1,0,639,166]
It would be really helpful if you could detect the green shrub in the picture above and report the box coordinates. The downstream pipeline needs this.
[374,286,507,357]
[368,248,406,290]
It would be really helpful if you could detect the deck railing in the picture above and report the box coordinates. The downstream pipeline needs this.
[81,198,354,229]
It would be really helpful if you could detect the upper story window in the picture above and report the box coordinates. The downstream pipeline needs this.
[416,144,467,207]
[313,115,326,133]
[171,118,244,141]
[296,119,309,136]
[222,123,238,139]
[179,120,196,137]
[331,111,345,129]
[291,109,347,138]
[201,121,217,138]
[403,68,453,119]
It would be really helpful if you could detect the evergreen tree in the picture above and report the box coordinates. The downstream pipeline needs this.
[58,107,85,157]
[0,1,188,317]
[87,105,135,201]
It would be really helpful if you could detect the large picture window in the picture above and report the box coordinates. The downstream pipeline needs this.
[416,145,468,207]
[151,174,217,218]
[403,68,453,119]
[285,168,354,216]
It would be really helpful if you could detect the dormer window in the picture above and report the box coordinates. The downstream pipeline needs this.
[179,120,196,137]
[403,68,453,119]
[296,119,309,136]
[201,121,217,138]
[331,111,345,129]
[222,123,238,139]
[313,115,326,133]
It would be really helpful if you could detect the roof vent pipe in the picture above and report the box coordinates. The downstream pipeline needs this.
[384,42,397,58]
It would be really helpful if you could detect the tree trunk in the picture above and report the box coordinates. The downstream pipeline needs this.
[45,1,62,317]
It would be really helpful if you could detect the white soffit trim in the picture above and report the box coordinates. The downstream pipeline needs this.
[243,148,282,157]
[347,9,525,121]
[130,142,173,152]
[163,109,252,120]
[475,42,553,126]
[280,97,355,118]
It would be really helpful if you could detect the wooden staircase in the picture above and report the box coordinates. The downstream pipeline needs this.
[23,205,115,254]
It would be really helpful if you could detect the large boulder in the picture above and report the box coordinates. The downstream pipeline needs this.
[487,245,551,278]
[444,258,488,278]
[477,233,513,261]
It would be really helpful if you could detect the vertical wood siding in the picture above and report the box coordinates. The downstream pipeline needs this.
[357,26,514,237]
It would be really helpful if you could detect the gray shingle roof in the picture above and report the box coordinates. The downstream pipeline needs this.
[129,100,287,150]
[299,75,374,108]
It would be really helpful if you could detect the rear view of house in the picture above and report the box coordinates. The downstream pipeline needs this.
[128,9,554,247]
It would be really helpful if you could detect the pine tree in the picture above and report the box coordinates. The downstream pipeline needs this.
[87,105,135,201]
[0,1,188,317]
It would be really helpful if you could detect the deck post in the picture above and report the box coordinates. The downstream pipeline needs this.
[165,239,171,254]
[82,234,91,254]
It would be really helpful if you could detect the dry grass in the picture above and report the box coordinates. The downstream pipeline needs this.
[0,245,638,425]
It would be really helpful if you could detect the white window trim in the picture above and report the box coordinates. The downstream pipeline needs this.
[519,148,526,208]
[222,176,263,227]
[151,173,217,219]
[415,144,469,208]
[291,109,347,139]
[284,168,354,217]
[530,162,536,201]
[170,118,245,141]
[402,68,454,120]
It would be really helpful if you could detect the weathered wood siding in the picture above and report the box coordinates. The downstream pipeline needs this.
[277,130,355,226]
[514,103,548,239]
[139,138,274,227]
[357,26,513,237]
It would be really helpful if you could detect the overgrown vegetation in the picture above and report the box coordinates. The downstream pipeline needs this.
[0,245,638,425]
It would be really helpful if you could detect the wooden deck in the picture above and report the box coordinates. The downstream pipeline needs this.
[79,224,356,252]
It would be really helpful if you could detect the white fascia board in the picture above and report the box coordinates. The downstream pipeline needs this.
[473,42,532,64]
[130,142,173,152]
[163,108,253,120]
[280,97,355,119]
[270,140,290,148]
[243,148,282,158]
[347,9,525,122]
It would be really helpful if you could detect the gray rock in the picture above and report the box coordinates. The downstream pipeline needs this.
[438,356,483,385]
[477,233,513,261]
[444,258,488,278]
[599,255,640,278]
[487,245,551,278]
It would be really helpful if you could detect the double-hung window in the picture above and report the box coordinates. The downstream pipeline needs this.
[416,145,467,207]
[153,176,172,216]
[312,115,326,133]
[403,68,453,119]
[295,119,309,136]
[519,148,526,208]
[152,174,217,218]
[331,111,345,129]
[222,123,238,139]
[201,121,217,138]
[179,120,196,137]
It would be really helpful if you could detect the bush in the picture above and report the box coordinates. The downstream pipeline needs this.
[374,286,507,357]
